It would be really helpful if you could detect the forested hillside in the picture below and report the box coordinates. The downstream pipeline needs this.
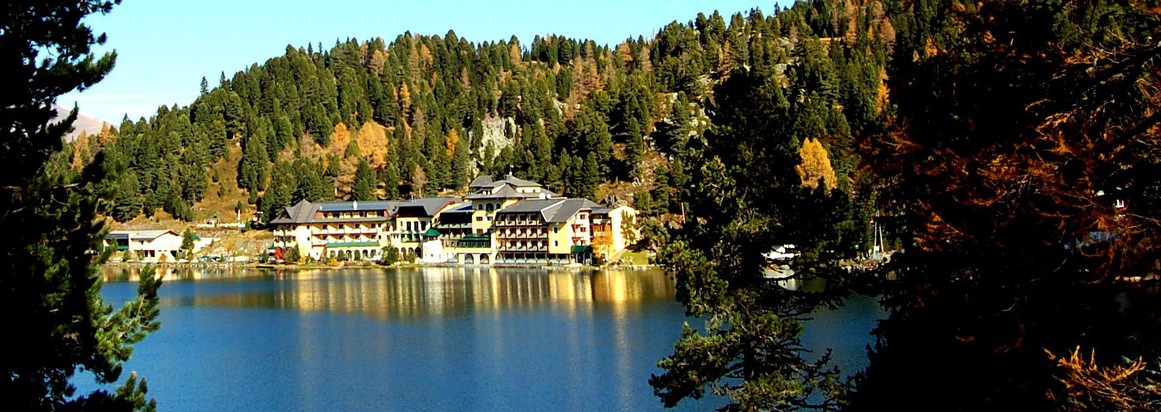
[69,0,892,236]
[55,0,1161,410]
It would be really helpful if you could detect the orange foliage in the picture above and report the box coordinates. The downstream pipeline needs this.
[509,43,523,68]
[330,123,351,155]
[445,128,460,157]
[795,138,838,191]
[1046,347,1161,411]
[398,83,412,117]
[355,121,389,169]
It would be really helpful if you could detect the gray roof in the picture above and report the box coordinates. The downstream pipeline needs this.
[547,199,601,222]
[107,230,179,240]
[468,175,494,189]
[440,203,476,215]
[269,198,459,224]
[469,174,543,191]
[396,197,457,217]
[496,198,600,223]
[467,185,559,201]
[496,174,541,188]
[467,184,522,200]
[317,200,399,212]
[497,199,565,214]
[269,200,320,225]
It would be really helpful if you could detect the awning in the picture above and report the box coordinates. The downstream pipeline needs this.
[422,227,442,238]
[571,245,593,254]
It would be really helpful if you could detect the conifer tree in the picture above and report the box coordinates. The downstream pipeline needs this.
[450,135,471,190]
[353,159,376,201]
[260,161,296,223]
[112,173,143,222]
[239,128,269,196]
[1,1,160,409]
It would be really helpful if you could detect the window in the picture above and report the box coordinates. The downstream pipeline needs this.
[553,241,559,246]
[476,216,483,221]
[580,227,586,233]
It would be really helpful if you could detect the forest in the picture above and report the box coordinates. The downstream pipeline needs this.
[58,0,1161,410]
[68,0,883,238]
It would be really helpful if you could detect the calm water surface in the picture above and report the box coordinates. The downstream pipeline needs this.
[93,266,884,411]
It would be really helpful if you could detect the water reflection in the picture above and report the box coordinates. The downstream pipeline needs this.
[96,266,706,411]
[93,266,878,411]
[101,266,676,321]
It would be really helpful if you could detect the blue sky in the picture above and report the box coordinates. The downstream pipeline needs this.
[59,0,780,123]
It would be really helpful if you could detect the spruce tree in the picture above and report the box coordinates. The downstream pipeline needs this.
[450,135,471,190]
[238,128,269,194]
[352,159,376,201]
[259,161,296,223]
[1,1,161,409]
[112,172,143,222]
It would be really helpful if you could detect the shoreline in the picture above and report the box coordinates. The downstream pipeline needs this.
[102,261,658,271]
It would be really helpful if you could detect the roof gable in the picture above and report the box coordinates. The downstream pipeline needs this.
[107,230,179,240]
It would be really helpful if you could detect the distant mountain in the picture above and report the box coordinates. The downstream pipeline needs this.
[52,104,110,142]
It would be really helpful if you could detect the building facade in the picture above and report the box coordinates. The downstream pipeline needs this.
[104,230,185,263]
[268,174,637,265]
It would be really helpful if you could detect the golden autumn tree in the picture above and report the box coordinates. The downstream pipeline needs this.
[445,128,460,157]
[355,121,389,169]
[795,138,838,191]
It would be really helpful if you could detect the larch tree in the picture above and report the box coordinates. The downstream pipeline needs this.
[852,0,1161,410]
[795,138,838,191]
[0,1,161,409]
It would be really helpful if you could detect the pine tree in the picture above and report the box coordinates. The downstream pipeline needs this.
[651,66,858,411]
[180,228,196,258]
[293,160,331,202]
[112,172,144,222]
[1,1,160,409]
[259,161,296,223]
[352,159,376,201]
[239,129,269,195]
[450,134,471,190]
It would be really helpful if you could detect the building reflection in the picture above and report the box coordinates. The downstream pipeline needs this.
[101,266,677,320]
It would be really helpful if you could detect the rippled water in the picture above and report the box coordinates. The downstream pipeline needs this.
[89,266,883,411]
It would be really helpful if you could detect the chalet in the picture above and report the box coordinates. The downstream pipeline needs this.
[104,230,184,263]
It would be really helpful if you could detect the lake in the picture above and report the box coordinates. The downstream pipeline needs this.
[91,266,884,411]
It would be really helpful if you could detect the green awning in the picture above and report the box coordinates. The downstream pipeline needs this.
[422,227,442,237]
[571,245,593,254]
[327,241,379,248]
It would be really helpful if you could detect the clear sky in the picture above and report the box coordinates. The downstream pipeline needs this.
[59,0,781,123]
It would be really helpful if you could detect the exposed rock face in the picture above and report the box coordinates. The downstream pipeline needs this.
[52,104,110,142]
[476,115,516,156]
